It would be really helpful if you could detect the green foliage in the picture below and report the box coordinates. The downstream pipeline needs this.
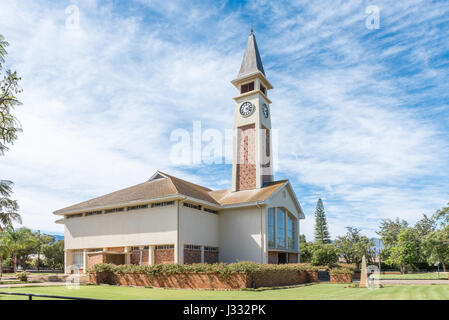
[0,34,22,231]
[334,227,375,266]
[15,271,28,281]
[314,198,331,243]
[385,228,421,273]
[422,226,449,272]
[1,227,37,272]
[87,262,323,278]
[329,267,354,276]
[42,240,64,270]
[309,243,340,266]
[377,217,408,248]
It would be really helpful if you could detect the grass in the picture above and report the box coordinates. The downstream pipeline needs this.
[378,272,448,280]
[1,283,449,300]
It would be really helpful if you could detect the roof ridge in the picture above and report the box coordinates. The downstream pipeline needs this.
[158,171,212,192]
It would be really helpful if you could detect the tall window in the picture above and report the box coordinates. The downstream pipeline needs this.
[268,208,275,248]
[287,215,295,250]
[276,208,286,248]
[72,250,83,267]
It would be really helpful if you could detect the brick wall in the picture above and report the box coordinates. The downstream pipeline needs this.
[86,253,105,270]
[268,252,278,264]
[154,249,174,264]
[107,247,125,252]
[204,251,218,264]
[184,249,201,264]
[261,127,272,184]
[236,124,256,190]
[130,250,149,265]
[288,253,298,263]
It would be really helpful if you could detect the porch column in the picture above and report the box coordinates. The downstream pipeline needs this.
[124,247,131,264]
[148,245,154,265]
[201,246,205,263]
[83,249,87,273]
[64,250,69,274]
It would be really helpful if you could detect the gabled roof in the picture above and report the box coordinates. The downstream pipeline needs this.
[237,30,265,78]
[209,180,288,206]
[53,171,290,215]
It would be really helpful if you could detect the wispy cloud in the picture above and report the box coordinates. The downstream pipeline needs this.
[0,0,448,239]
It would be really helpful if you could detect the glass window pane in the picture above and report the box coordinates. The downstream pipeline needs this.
[276,208,285,248]
[268,208,275,248]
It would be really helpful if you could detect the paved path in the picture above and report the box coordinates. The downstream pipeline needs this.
[380,279,449,285]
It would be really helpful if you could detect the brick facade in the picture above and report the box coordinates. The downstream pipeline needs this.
[204,251,218,264]
[154,248,174,264]
[261,127,272,184]
[130,249,149,265]
[268,251,278,264]
[288,253,298,263]
[86,253,105,270]
[184,249,201,264]
[236,124,256,190]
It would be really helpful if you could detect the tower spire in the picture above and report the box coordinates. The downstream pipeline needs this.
[237,29,265,79]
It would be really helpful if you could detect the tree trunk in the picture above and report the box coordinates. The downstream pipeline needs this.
[13,252,17,273]
[442,263,446,273]
[0,257,3,279]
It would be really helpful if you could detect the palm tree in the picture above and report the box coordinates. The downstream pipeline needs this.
[2,228,36,273]
[0,180,22,230]
[0,232,10,278]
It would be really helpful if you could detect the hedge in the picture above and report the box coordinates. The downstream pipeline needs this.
[87,262,323,278]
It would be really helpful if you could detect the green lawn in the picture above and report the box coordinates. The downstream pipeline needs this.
[1,283,449,300]
[378,272,448,280]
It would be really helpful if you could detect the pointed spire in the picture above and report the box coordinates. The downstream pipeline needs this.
[237,29,265,78]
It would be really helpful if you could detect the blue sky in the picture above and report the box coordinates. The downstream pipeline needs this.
[0,0,448,239]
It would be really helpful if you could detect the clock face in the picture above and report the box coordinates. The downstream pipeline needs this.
[240,101,254,117]
[263,104,269,118]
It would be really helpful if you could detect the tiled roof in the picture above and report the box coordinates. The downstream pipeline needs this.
[209,180,288,206]
[53,171,287,215]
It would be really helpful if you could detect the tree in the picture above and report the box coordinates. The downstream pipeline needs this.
[0,34,22,230]
[377,218,408,248]
[422,226,449,272]
[436,201,449,226]
[385,228,421,273]
[334,227,375,266]
[0,180,21,230]
[2,227,37,272]
[0,231,10,277]
[314,198,331,243]
[414,214,436,241]
[310,243,339,266]
[42,240,64,271]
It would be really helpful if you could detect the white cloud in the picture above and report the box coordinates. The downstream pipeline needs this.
[0,0,448,240]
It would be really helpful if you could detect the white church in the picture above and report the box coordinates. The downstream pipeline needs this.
[54,31,305,273]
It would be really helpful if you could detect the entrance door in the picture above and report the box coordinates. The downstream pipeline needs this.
[278,252,287,264]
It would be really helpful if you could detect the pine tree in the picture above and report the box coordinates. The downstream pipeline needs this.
[314,198,331,243]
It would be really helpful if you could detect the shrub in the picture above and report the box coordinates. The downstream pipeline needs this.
[87,262,324,278]
[310,243,340,266]
[329,268,354,276]
[16,271,28,282]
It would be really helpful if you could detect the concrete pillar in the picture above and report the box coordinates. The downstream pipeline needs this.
[176,243,183,264]
[125,246,131,264]
[83,249,87,274]
[148,246,154,265]
[201,246,205,263]
[64,250,68,274]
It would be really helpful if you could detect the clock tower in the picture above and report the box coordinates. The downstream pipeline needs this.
[231,30,274,192]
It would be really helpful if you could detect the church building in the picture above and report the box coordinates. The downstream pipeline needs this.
[54,31,305,273]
